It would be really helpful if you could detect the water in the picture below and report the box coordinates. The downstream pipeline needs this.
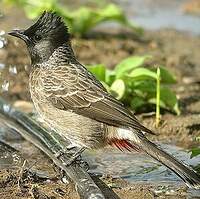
[0,32,10,93]
[0,30,7,48]
[1,79,9,91]
[0,140,23,169]
[85,144,200,197]
[113,0,200,35]
[86,143,200,183]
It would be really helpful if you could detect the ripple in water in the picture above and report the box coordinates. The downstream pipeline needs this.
[9,65,17,75]
[1,80,9,92]
[0,30,7,49]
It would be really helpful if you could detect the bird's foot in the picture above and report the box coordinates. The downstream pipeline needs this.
[55,146,87,168]
[72,156,89,171]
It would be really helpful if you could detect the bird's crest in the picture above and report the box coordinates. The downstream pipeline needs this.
[24,11,69,38]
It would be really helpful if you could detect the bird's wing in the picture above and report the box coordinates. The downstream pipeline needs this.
[41,63,154,134]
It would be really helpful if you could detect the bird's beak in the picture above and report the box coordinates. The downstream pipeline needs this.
[8,29,29,42]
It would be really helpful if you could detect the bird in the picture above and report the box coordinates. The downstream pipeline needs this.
[8,11,200,189]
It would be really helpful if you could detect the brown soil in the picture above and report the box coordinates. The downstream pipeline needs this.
[0,169,78,199]
[0,5,200,199]
[0,167,188,199]
[0,140,190,199]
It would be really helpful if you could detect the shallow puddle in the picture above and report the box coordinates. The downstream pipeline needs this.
[86,143,200,183]
[86,144,200,198]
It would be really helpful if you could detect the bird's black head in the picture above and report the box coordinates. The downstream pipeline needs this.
[8,11,70,65]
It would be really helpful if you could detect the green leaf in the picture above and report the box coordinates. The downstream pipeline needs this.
[87,64,106,82]
[98,4,126,21]
[96,4,142,33]
[110,79,125,99]
[18,0,57,19]
[3,0,27,6]
[131,96,146,110]
[196,137,200,142]
[190,148,200,158]
[128,67,157,80]
[68,7,97,35]
[148,98,167,109]
[148,87,180,114]
[105,69,116,85]
[133,81,156,93]
[115,56,151,78]
[160,87,180,115]
[61,3,141,36]
[4,1,141,37]
[152,66,176,84]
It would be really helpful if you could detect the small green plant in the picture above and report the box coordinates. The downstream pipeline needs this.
[190,137,200,173]
[3,0,142,36]
[191,147,200,158]
[87,56,180,119]
[190,136,200,158]
[156,67,161,127]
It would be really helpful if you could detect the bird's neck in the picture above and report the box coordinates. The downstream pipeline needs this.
[33,42,76,68]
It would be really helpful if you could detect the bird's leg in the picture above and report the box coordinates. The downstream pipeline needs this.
[66,147,89,171]
[52,146,89,182]
[56,145,86,167]
[47,131,88,168]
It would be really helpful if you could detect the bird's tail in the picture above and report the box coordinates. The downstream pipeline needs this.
[134,134,200,189]
[109,127,200,189]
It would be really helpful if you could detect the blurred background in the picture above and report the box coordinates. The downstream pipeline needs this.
[0,1,200,198]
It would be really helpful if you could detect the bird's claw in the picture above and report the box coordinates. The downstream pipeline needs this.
[54,146,87,168]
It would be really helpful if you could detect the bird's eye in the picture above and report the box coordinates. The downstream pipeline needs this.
[34,34,42,41]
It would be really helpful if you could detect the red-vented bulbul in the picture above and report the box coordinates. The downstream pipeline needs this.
[8,11,200,189]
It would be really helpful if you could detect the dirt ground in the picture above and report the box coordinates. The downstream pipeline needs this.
[0,5,200,199]
[0,139,190,199]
